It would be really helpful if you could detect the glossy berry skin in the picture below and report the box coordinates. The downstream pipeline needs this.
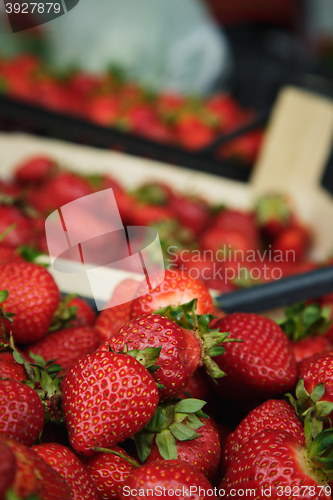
[221,399,305,473]
[86,446,139,500]
[0,437,71,500]
[0,441,16,500]
[130,270,214,318]
[0,262,60,344]
[0,351,26,381]
[100,314,201,400]
[300,351,333,415]
[33,443,99,500]
[25,326,101,373]
[293,336,332,364]
[0,247,24,266]
[120,460,216,499]
[147,417,221,481]
[213,313,298,402]
[0,380,44,446]
[220,430,331,500]
[62,350,159,455]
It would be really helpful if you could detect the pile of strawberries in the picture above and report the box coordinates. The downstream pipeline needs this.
[2,250,333,498]
[0,53,263,161]
[0,154,319,296]
[1,155,333,498]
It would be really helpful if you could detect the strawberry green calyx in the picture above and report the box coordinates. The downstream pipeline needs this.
[132,184,169,206]
[306,428,333,482]
[0,338,64,423]
[286,379,333,448]
[49,294,78,332]
[255,194,290,227]
[279,302,332,342]
[155,299,241,379]
[135,398,208,463]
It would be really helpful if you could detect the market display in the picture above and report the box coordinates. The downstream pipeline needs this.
[0,54,263,163]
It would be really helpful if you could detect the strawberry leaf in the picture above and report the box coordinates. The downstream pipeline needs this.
[155,429,177,460]
[174,399,206,414]
[135,429,155,463]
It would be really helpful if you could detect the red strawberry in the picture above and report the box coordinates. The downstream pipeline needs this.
[174,114,216,150]
[299,351,333,413]
[182,367,214,402]
[62,349,159,455]
[65,297,96,328]
[206,93,243,131]
[0,436,71,500]
[95,279,140,342]
[141,400,221,481]
[213,313,298,402]
[130,269,214,318]
[0,351,27,381]
[220,430,332,499]
[28,171,93,215]
[130,203,175,226]
[120,460,216,499]
[0,262,60,344]
[221,399,304,473]
[213,209,260,248]
[0,205,34,248]
[219,129,263,163]
[0,380,45,445]
[255,194,292,239]
[200,226,256,258]
[25,326,101,373]
[293,336,332,364]
[0,441,16,500]
[33,443,99,500]
[99,314,201,400]
[169,194,210,236]
[272,223,310,263]
[14,155,56,185]
[86,95,120,126]
[86,446,139,499]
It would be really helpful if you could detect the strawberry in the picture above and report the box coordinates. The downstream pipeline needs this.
[206,93,243,131]
[280,302,333,363]
[130,269,214,318]
[0,436,71,500]
[174,114,216,150]
[213,313,298,402]
[299,351,333,414]
[50,295,96,332]
[272,223,310,263]
[14,155,56,185]
[0,351,26,381]
[169,194,210,237]
[86,446,139,499]
[33,443,99,500]
[220,429,332,499]
[28,171,93,215]
[255,194,292,239]
[101,303,231,400]
[213,209,260,248]
[120,460,216,499]
[66,297,96,328]
[0,205,34,248]
[0,262,60,344]
[25,326,101,373]
[0,440,16,500]
[200,226,256,258]
[85,95,120,126]
[218,129,263,163]
[221,399,305,473]
[138,399,221,481]
[132,182,175,207]
[95,279,140,342]
[62,349,159,455]
[130,203,175,227]
[0,379,45,445]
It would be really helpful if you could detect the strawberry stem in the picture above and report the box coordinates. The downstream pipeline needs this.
[91,447,139,468]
